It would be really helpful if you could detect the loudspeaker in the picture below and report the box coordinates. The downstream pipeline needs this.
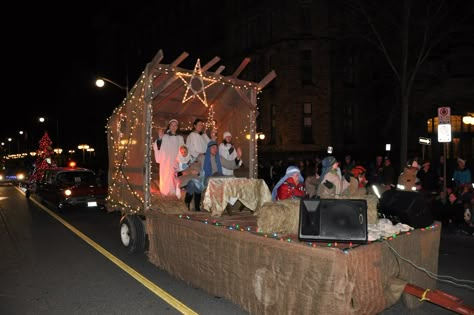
[298,198,368,244]
[378,190,433,228]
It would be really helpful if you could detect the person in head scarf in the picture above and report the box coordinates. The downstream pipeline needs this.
[219,131,242,176]
[271,165,306,201]
[174,145,198,199]
[183,140,243,211]
[317,156,350,198]
[152,118,184,196]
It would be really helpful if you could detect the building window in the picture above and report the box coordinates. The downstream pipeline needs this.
[302,102,313,144]
[300,50,313,86]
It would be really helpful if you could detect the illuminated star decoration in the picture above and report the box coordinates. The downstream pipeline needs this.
[177,58,217,107]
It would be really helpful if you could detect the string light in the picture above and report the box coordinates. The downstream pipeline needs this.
[172,213,434,250]
[176,59,217,107]
[105,54,273,215]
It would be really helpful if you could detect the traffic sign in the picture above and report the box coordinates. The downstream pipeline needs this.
[438,124,452,142]
[438,106,451,124]
[419,137,431,145]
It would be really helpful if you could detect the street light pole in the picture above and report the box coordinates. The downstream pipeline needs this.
[7,138,12,155]
[95,77,128,97]
[78,144,89,164]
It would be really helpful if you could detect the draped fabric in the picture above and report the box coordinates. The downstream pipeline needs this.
[203,177,272,216]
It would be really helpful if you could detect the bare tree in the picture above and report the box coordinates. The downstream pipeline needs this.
[340,0,473,166]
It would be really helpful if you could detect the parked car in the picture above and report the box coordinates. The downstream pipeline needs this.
[27,166,107,211]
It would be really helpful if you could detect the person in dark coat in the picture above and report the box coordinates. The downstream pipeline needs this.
[381,157,396,189]
[417,159,439,195]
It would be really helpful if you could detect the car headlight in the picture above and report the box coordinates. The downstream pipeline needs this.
[17,173,26,180]
[64,189,72,196]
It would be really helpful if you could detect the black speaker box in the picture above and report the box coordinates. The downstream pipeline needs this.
[378,190,433,228]
[298,198,368,244]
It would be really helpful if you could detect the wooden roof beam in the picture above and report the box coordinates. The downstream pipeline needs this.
[202,56,221,72]
[171,52,189,67]
[232,57,250,78]
[214,65,225,75]
[257,70,277,90]
[149,49,164,70]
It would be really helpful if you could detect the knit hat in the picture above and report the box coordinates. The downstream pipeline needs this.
[322,156,337,168]
[351,165,366,177]
[223,131,232,139]
[319,156,339,186]
[168,119,178,125]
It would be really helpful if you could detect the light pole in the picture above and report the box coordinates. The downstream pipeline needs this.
[87,147,95,158]
[95,77,128,97]
[7,138,12,155]
[18,130,26,154]
[78,144,89,164]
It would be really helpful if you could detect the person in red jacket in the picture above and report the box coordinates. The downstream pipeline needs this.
[271,165,306,201]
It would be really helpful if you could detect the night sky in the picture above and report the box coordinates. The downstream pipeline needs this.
[3,2,224,164]
[3,3,163,162]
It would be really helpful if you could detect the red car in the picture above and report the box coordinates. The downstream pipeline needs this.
[27,167,107,211]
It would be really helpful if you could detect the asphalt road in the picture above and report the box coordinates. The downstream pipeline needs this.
[1,183,473,314]
[0,184,248,315]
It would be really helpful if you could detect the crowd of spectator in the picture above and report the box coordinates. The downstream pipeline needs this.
[258,153,474,236]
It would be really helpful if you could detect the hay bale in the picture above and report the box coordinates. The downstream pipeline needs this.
[256,194,379,234]
[256,199,300,234]
[151,193,188,214]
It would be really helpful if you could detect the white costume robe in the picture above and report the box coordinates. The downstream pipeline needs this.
[186,131,210,158]
[219,142,238,176]
[153,134,184,196]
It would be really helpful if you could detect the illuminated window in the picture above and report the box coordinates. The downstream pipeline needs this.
[427,115,470,133]
[451,116,461,132]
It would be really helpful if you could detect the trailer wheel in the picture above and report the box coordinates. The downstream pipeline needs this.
[120,215,145,253]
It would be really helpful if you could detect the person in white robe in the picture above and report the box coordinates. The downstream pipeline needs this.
[186,118,215,158]
[152,119,184,196]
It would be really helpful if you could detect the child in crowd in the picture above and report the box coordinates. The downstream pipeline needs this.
[271,165,306,201]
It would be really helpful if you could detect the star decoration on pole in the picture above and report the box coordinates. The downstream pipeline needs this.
[177,59,217,107]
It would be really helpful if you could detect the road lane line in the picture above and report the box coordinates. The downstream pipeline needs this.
[18,187,198,315]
